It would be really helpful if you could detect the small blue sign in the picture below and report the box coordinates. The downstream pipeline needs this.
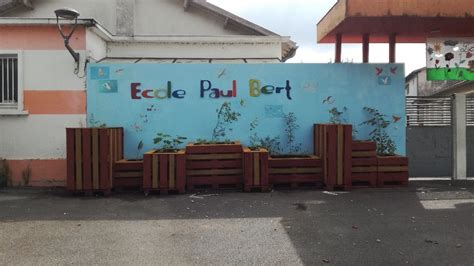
[98,80,118,93]
[91,67,110,80]
[265,105,284,118]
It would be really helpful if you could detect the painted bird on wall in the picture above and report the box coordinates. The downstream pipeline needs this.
[375,67,384,76]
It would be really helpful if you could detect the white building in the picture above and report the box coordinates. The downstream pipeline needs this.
[0,0,297,186]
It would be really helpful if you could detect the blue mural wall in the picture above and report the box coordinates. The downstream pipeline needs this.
[87,63,406,158]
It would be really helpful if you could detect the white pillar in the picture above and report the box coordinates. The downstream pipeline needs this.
[452,93,467,180]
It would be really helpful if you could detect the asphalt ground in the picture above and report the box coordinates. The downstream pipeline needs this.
[0,181,473,265]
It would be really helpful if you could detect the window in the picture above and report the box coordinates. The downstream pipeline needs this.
[0,52,25,115]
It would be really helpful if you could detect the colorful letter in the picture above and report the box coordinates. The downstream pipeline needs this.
[172,90,186,99]
[209,88,220,99]
[261,85,274,94]
[200,80,212,98]
[142,90,154,99]
[131,83,141,99]
[249,79,261,97]
[284,80,292,100]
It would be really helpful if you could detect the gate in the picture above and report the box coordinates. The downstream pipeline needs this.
[467,96,474,177]
[406,95,474,177]
[406,96,452,177]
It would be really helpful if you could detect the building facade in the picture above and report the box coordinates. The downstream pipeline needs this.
[0,0,296,186]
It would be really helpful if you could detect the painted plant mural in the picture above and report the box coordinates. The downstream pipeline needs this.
[426,38,474,80]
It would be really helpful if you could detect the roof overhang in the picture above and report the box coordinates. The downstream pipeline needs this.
[0,0,33,15]
[317,0,474,44]
[0,17,295,60]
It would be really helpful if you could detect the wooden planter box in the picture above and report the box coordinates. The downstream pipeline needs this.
[377,156,409,187]
[351,141,377,187]
[243,148,269,192]
[113,160,143,189]
[314,124,352,191]
[268,155,323,188]
[186,142,243,190]
[66,127,123,195]
[143,150,186,195]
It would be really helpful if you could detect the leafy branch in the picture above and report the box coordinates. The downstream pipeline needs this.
[360,107,396,156]
[154,133,187,152]
[211,102,241,142]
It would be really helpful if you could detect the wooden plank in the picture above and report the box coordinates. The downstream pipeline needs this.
[175,154,186,193]
[343,125,352,190]
[352,157,377,166]
[352,141,376,151]
[270,175,323,184]
[337,125,343,185]
[377,156,409,166]
[269,167,322,174]
[99,129,110,190]
[114,172,143,178]
[186,153,242,160]
[187,168,242,176]
[186,143,243,154]
[322,125,328,178]
[118,128,124,160]
[143,154,152,189]
[159,154,168,189]
[66,128,75,191]
[81,128,92,191]
[378,166,409,172]
[189,175,241,185]
[74,129,82,190]
[268,157,321,168]
[109,129,114,188]
[187,160,242,169]
[113,160,143,171]
[254,152,260,186]
[243,151,253,188]
[313,125,319,156]
[378,172,409,181]
[352,151,377,157]
[114,178,142,188]
[326,125,337,186]
[352,172,377,180]
[152,155,159,189]
[260,152,269,188]
[352,166,378,173]
[92,129,100,190]
[169,154,176,189]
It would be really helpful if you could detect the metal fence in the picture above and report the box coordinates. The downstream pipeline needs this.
[467,96,474,126]
[406,96,452,126]
[0,54,18,109]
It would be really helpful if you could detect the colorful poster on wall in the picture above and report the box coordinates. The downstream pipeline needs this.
[87,63,406,158]
[426,38,474,80]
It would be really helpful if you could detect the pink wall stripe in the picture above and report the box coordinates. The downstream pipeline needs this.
[0,25,86,50]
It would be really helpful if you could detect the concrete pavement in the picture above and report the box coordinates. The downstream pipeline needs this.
[0,181,472,265]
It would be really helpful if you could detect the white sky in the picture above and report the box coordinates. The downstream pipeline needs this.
[208,0,426,75]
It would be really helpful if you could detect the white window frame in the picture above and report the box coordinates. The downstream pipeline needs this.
[0,50,27,115]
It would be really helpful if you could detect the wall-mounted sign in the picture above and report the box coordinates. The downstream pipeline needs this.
[426,38,474,80]
[87,64,406,158]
